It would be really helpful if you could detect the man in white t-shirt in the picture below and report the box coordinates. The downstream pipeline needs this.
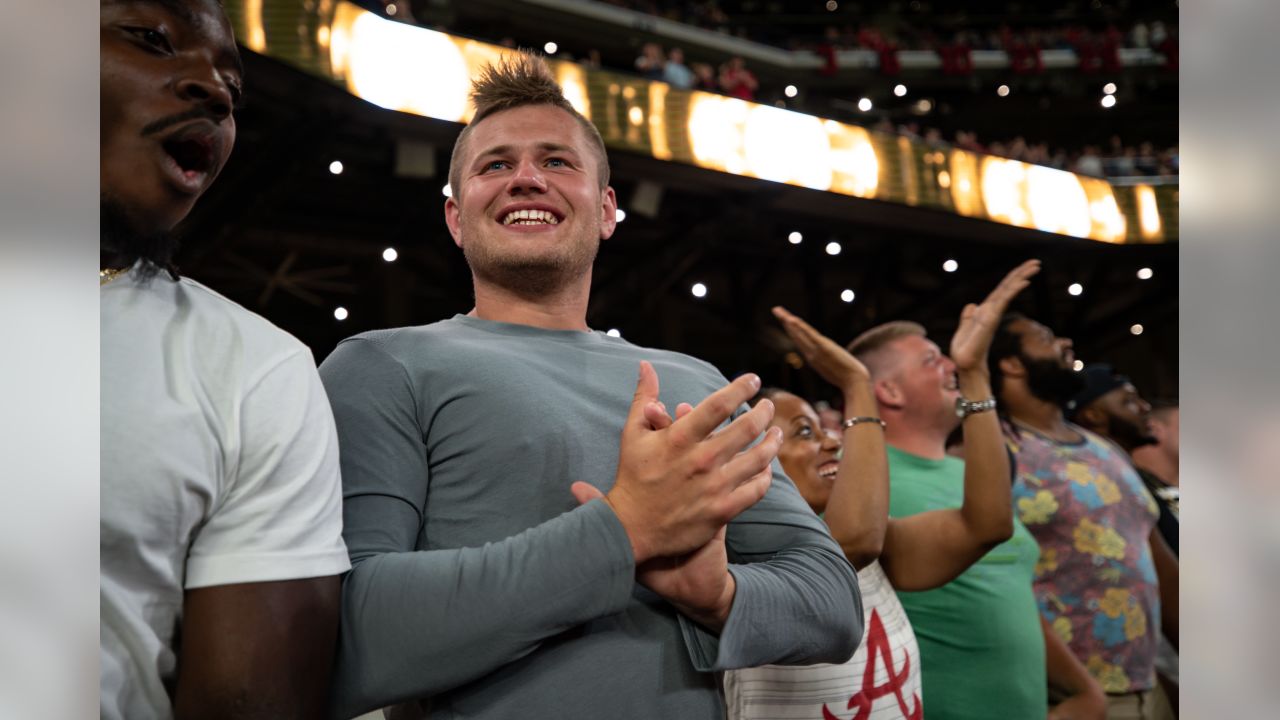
[100,1,349,718]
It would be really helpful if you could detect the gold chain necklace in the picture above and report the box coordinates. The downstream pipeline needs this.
[100,268,128,286]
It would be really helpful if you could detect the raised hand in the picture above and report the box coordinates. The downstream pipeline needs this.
[578,361,782,565]
[772,306,870,393]
[949,259,1040,373]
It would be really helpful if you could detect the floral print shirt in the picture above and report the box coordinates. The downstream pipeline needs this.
[1008,423,1161,693]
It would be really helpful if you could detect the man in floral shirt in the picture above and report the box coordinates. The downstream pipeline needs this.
[988,315,1177,720]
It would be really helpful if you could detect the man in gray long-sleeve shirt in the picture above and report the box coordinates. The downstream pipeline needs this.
[319,54,861,720]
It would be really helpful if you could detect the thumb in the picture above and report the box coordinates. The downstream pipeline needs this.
[570,481,606,505]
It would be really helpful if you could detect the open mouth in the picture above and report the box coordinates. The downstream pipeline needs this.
[158,123,222,192]
[163,136,215,177]
[499,207,563,226]
[817,461,840,479]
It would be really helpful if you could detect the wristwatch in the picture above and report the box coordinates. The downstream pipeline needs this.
[955,396,997,419]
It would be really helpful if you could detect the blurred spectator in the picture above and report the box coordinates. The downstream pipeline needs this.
[718,56,758,101]
[1075,146,1104,177]
[1132,402,1179,489]
[634,42,665,80]
[692,61,719,92]
[663,47,695,89]
[583,48,602,70]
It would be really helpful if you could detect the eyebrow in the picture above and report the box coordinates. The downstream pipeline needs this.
[121,0,245,78]
[474,142,580,162]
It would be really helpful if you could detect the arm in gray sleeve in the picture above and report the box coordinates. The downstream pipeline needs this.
[679,458,862,671]
[319,339,636,719]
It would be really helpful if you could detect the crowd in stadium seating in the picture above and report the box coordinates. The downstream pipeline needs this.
[879,121,1179,178]
[602,0,1178,58]
[103,3,1180,718]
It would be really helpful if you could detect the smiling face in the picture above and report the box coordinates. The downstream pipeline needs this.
[883,334,961,433]
[445,104,617,298]
[101,0,242,238]
[770,392,842,514]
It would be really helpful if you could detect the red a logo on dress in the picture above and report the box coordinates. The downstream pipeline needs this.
[822,609,922,720]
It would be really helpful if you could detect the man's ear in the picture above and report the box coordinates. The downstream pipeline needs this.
[998,355,1025,380]
[599,186,618,241]
[874,378,904,410]
[1075,404,1104,432]
[444,195,463,248]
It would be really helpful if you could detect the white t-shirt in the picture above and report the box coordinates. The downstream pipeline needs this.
[724,560,923,719]
[100,268,350,719]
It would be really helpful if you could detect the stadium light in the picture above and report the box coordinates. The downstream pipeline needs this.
[1103,82,1117,95]
[943,259,958,272]
[894,84,907,97]
[857,97,872,112]
[825,241,842,256]
[691,282,708,298]
[1068,283,1083,296]
[382,247,398,262]
[1137,267,1154,280]
[329,160,344,175]
[1130,324,1144,336]
[334,306,349,320]
[997,85,1010,97]
[1101,95,1116,108]
[788,231,803,244]
[784,85,798,98]
[544,42,558,55]
[840,289,855,303]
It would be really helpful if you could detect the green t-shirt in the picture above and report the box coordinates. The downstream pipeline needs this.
[887,446,1046,720]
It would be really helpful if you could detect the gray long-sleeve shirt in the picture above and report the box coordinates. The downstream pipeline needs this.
[319,316,861,719]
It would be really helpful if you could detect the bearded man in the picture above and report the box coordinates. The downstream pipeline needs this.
[991,317,1176,720]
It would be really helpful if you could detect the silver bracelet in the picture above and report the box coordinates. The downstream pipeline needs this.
[842,416,886,430]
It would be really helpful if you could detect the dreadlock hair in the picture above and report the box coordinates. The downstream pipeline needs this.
[987,312,1028,399]
[447,53,610,197]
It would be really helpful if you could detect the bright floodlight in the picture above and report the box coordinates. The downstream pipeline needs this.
[997,84,1010,97]
[544,42,558,55]
[1137,267,1154,280]
[1073,359,1084,371]
[840,289,855,303]
[826,0,838,10]
[788,231,803,244]
[894,84,907,97]
[607,328,622,338]
[334,306,349,321]
[1130,324,1144,336]
[615,208,627,223]
[1103,82,1117,95]
[943,259,958,272]
[442,183,452,197]
[329,160,344,175]
[386,3,397,15]
[691,282,708,298]
[784,85,798,98]
[1068,283,1083,296]
[382,247,398,262]
[857,97,872,112]
[1101,95,1116,108]
[825,241,842,256]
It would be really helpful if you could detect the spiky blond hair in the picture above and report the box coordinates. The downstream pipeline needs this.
[448,53,609,196]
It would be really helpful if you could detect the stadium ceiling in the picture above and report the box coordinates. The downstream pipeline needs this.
[178,47,1177,403]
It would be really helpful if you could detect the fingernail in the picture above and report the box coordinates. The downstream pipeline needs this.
[746,374,761,391]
